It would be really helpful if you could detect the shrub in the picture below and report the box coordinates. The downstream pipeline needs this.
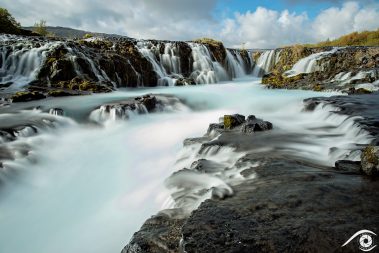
[33,20,49,36]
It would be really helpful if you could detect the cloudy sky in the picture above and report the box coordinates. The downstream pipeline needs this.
[3,0,379,48]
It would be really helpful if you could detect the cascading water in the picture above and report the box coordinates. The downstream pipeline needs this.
[0,35,62,89]
[252,49,277,77]
[284,48,339,77]
[188,42,228,84]
[225,49,246,78]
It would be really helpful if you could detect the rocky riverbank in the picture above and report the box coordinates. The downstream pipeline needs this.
[261,46,379,92]
[122,94,379,253]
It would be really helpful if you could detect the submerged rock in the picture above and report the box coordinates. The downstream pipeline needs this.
[335,160,361,174]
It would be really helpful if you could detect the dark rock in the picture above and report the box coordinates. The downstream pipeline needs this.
[49,108,64,116]
[335,160,361,174]
[175,77,196,86]
[121,212,185,253]
[206,123,224,135]
[135,95,157,112]
[347,87,373,95]
[241,115,273,133]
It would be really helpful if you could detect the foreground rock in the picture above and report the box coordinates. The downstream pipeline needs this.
[122,102,379,252]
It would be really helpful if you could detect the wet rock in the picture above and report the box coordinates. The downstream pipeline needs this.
[135,95,157,112]
[335,160,361,174]
[175,77,196,86]
[207,123,224,135]
[241,115,273,133]
[347,87,373,95]
[224,114,245,129]
[11,91,46,103]
[121,212,185,253]
[47,89,79,97]
[49,108,64,116]
[52,77,113,93]
[361,146,379,176]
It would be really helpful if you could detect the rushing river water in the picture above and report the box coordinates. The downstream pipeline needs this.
[0,78,372,253]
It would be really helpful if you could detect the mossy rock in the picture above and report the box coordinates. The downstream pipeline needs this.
[193,38,226,63]
[262,73,307,89]
[175,78,196,86]
[223,114,245,129]
[11,91,46,103]
[313,84,324,92]
[53,78,113,93]
[361,146,379,176]
[47,89,77,97]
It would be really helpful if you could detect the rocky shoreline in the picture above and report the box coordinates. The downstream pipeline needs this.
[122,93,379,253]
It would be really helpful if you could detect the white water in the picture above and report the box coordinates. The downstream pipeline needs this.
[0,35,62,89]
[0,79,372,253]
[284,48,339,77]
[252,50,277,77]
[225,49,246,78]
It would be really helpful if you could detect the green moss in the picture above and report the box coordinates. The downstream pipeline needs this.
[11,91,46,102]
[262,73,307,89]
[363,146,378,165]
[47,90,74,97]
[313,84,324,92]
[224,115,234,130]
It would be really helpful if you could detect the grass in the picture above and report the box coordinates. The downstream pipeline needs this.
[193,38,223,47]
[305,29,379,47]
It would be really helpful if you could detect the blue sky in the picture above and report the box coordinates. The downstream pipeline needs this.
[4,0,379,48]
[213,0,338,20]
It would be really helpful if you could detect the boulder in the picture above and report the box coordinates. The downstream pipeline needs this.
[361,146,379,176]
[223,114,245,129]
[135,95,157,112]
[241,115,273,133]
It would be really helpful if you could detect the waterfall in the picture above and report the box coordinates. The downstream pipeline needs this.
[252,50,277,77]
[188,43,228,84]
[225,49,246,78]
[284,48,338,77]
[0,34,257,89]
[65,46,116,87]
[0,35,62,89]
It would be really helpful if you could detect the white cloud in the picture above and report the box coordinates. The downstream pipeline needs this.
[2,0,379,48]
[219,1,379,48]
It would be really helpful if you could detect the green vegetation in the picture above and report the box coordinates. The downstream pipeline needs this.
[193,38,223,47]
[33,20,53,36]
[0,7,21,34]
[83,33,93,39]
[306,29,379,47]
